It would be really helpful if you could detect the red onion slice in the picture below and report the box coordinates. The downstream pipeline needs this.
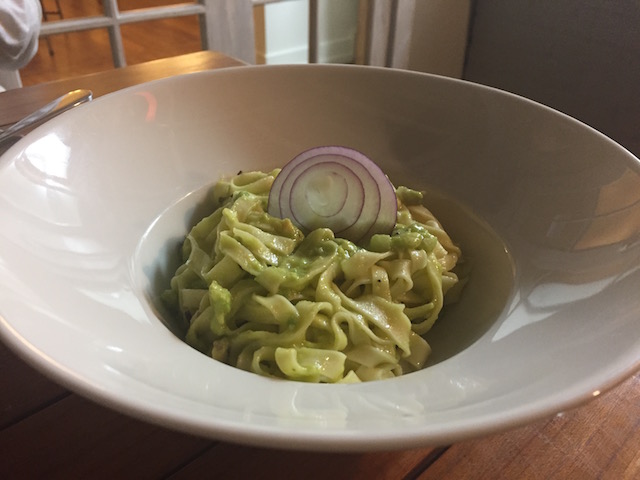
[268,146,397,244]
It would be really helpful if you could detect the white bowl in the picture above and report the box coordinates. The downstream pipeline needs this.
[0,65,639,451]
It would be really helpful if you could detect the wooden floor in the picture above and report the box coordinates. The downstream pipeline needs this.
[20,0,203,86]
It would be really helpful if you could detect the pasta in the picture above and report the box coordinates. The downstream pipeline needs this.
[162,170,462,383]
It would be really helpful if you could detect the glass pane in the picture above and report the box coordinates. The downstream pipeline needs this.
[39,0,102,20]
[120,16,202,65]
[20,29,114,86]
[117,0,194,11]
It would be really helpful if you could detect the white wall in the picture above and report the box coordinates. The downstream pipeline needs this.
[255,0,309,64]
[255,0,359,65]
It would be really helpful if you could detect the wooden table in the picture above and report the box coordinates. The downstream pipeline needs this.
[1,51,639,480]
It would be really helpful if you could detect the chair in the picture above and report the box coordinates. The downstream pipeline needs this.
[463,0,640,158]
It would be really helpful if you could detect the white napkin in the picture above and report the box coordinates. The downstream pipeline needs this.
[0,0,42,70]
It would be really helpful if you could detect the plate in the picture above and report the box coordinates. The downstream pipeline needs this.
[0,65,639,451]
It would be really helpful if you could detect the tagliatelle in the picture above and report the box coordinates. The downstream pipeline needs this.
[162,170,462,383]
